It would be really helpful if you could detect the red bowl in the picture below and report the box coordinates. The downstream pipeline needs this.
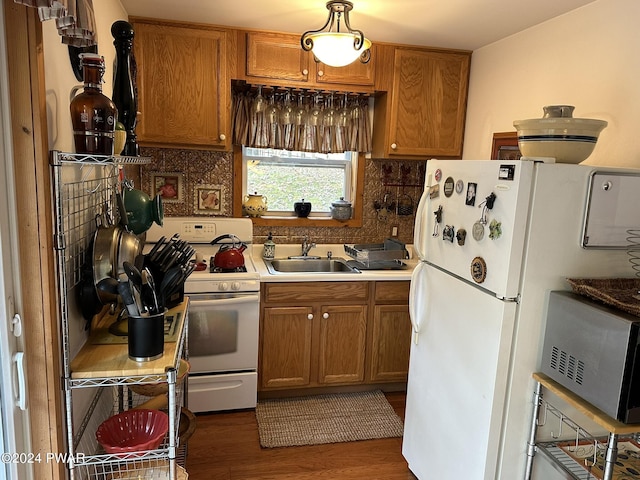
[96,409,169,454]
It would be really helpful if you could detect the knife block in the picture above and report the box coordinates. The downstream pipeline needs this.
[143,259,185,310]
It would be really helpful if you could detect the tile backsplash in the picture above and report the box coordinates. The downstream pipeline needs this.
[139,147,424,246]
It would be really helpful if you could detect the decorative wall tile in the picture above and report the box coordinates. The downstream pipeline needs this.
[139,147,425,245]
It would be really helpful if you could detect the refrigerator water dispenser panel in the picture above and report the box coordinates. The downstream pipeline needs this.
[582,171,640,248]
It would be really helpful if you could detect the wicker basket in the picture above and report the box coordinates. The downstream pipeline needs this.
[566,277,640,317]
[108,463,188,480]
[129,359,190,397]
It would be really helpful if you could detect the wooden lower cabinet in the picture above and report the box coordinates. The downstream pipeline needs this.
[368,281,411,383]
[368,304,411,382]
[260,306,313,389]
[259,281,410,391]
[318,305,367,384]
[261,303,368,388]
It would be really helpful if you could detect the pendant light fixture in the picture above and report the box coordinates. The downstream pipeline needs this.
[301,1,371,68]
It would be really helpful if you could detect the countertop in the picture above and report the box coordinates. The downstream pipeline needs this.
[70,298,189,379]
[251,244,418,282]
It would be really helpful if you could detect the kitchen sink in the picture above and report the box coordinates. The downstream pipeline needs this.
[263,257,360,274]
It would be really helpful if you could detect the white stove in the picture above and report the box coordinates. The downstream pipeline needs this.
[145,217,260,413]
[146,217,260,294]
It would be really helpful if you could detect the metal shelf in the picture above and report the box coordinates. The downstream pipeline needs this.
[50,150,186,480]
[535,443,600,480]
[50,150,152,166]
[525,373,640,480]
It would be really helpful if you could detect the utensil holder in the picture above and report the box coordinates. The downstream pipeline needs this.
[128,309,166,361]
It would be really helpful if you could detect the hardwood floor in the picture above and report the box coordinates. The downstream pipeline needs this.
[185,392,416,480]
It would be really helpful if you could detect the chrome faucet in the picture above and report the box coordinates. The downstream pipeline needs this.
[301,235,316,256]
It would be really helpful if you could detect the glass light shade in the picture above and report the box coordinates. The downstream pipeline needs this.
[307,33,371,67]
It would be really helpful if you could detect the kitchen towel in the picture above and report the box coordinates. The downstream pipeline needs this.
[255,390,404,448]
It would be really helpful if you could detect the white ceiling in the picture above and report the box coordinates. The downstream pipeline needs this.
[120,0,597,51]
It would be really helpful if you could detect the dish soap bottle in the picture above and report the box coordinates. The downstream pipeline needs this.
[263,232,276,260]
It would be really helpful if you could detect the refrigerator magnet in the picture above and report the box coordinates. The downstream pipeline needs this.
[455,180,464,194]
[466,182,477,206]
[434,169,442,182]
[472,221,485,241]
[489,219,502,240]
[443,177,455,197]
[470,257,487,284]
[443,225,455,242]
[456,228,467,246]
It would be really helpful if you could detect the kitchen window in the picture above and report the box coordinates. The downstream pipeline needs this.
[242,146,359,218]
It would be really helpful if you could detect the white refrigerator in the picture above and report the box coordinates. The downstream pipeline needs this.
[403,159,640,479]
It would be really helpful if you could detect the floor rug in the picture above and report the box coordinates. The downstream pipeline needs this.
[255,390,404,448]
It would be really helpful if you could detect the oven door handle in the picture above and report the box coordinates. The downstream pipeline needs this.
[188,294,260,307]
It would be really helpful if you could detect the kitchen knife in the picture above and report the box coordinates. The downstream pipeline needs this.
[147,235,166,261]
[141,269,160,315]
[117,280,140,317]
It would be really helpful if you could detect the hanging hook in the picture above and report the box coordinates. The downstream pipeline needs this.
[567,427,581,452]
[583,440,598,468]
[536,401,548,427]
[80,164,102,194]
[550,413,563,439]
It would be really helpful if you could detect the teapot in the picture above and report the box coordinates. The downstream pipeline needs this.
[243,192,268,217]
[210,234,247,270]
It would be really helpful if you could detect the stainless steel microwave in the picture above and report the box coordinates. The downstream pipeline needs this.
[540,290,640,423]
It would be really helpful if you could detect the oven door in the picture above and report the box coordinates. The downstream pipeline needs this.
[186,293,259,375]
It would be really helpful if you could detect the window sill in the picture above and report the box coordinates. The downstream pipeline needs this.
[245,216,362,228]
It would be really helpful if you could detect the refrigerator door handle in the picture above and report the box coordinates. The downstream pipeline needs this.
[409,262,427,344]
[413,177,431,260]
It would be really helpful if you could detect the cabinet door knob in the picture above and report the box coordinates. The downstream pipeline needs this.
[318,70,324,77]
[219,133,226,141]
[302,69,309,75]
[391,143,397,150]
[322,312,329,319]
[307,313,314,320]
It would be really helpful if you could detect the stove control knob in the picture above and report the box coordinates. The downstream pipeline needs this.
[231,282,241,291]
[219,282,229,291]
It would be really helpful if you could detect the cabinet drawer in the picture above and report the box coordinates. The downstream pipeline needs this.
[374,281,410,303]
[263,282,369,303]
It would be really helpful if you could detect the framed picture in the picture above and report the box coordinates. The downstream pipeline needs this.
[491,132,522,160]
[194,184,225,215]
[151,172,184,203]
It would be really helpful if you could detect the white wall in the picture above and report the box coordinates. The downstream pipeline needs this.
[43,1,128,152]
[463,0,640,168]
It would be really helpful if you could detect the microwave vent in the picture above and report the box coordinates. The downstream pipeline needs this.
[549,346,585,385]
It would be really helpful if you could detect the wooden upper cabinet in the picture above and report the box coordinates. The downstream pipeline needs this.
[372,46,471,159]
[242,31,375,91]
[314,53,375,87]
[132,20,231,150]
[246,31,310,82]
